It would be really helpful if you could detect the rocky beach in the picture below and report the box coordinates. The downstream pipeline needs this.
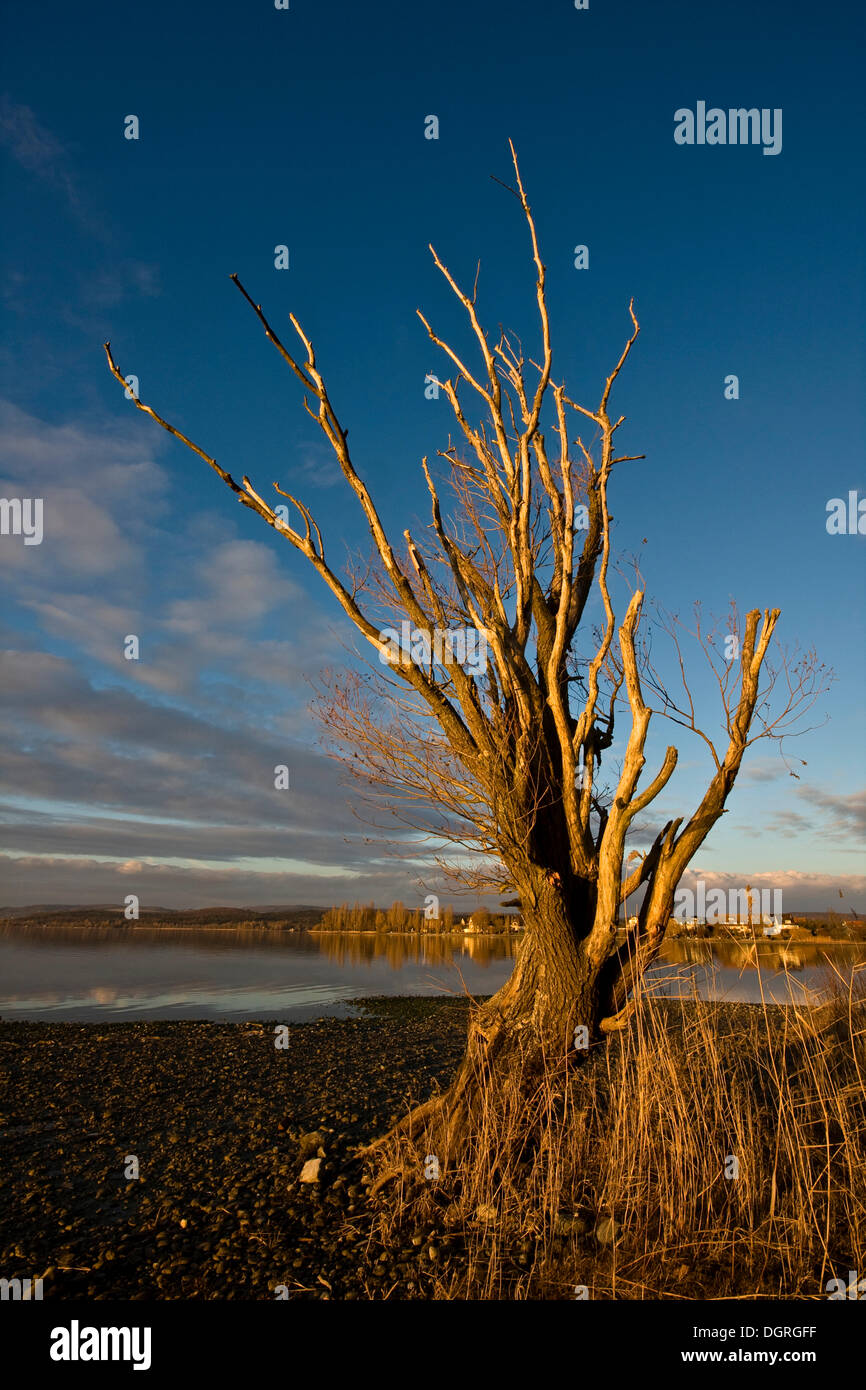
[0,998,476,1300]
[4,991,861,1302]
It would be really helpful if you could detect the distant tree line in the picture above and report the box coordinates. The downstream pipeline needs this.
[314,901,518,933]
[791,916,864,940]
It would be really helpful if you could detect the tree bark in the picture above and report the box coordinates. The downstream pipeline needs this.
[375,875,605,1170]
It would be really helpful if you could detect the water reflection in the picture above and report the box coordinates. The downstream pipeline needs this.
[0,922,861,1020]
[646,937,862,1005]
[0,923,519,1021]
[311,928,516,970]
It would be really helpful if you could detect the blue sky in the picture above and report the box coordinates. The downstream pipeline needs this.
[0,0,863,911]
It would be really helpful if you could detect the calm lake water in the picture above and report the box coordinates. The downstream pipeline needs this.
[0,923,862,1021]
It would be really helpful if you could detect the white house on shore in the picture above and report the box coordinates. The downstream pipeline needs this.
[460,914,523,933]
[678,917,796,936]
[761,920,796,938]
[463,914,488,934]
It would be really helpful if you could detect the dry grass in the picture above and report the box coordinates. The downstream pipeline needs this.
[369,961,865,1299]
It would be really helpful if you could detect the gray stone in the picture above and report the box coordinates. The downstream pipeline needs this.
[298,1130,325,1160]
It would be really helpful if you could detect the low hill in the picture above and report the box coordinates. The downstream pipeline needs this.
[0,905,325,931]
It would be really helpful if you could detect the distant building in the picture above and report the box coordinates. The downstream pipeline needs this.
[762,920,794,938]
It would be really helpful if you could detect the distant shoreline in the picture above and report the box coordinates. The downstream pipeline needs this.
[0,919,522,937]
[0,918,861,948]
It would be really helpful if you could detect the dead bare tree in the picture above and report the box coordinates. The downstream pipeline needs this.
[104,144,827,1163]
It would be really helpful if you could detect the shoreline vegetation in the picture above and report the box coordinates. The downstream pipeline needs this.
[2,984,862,1300]
[1,902,863,946]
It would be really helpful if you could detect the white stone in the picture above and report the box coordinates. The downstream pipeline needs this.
[299,1158,322,1183]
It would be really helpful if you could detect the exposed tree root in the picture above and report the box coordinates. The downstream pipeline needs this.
[361,1007,585,1210]
[599,998,637,1032]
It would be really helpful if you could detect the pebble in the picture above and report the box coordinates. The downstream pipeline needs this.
[594,1216,621,1246]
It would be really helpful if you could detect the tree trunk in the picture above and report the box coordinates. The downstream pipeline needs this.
[374,877,606,1171]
